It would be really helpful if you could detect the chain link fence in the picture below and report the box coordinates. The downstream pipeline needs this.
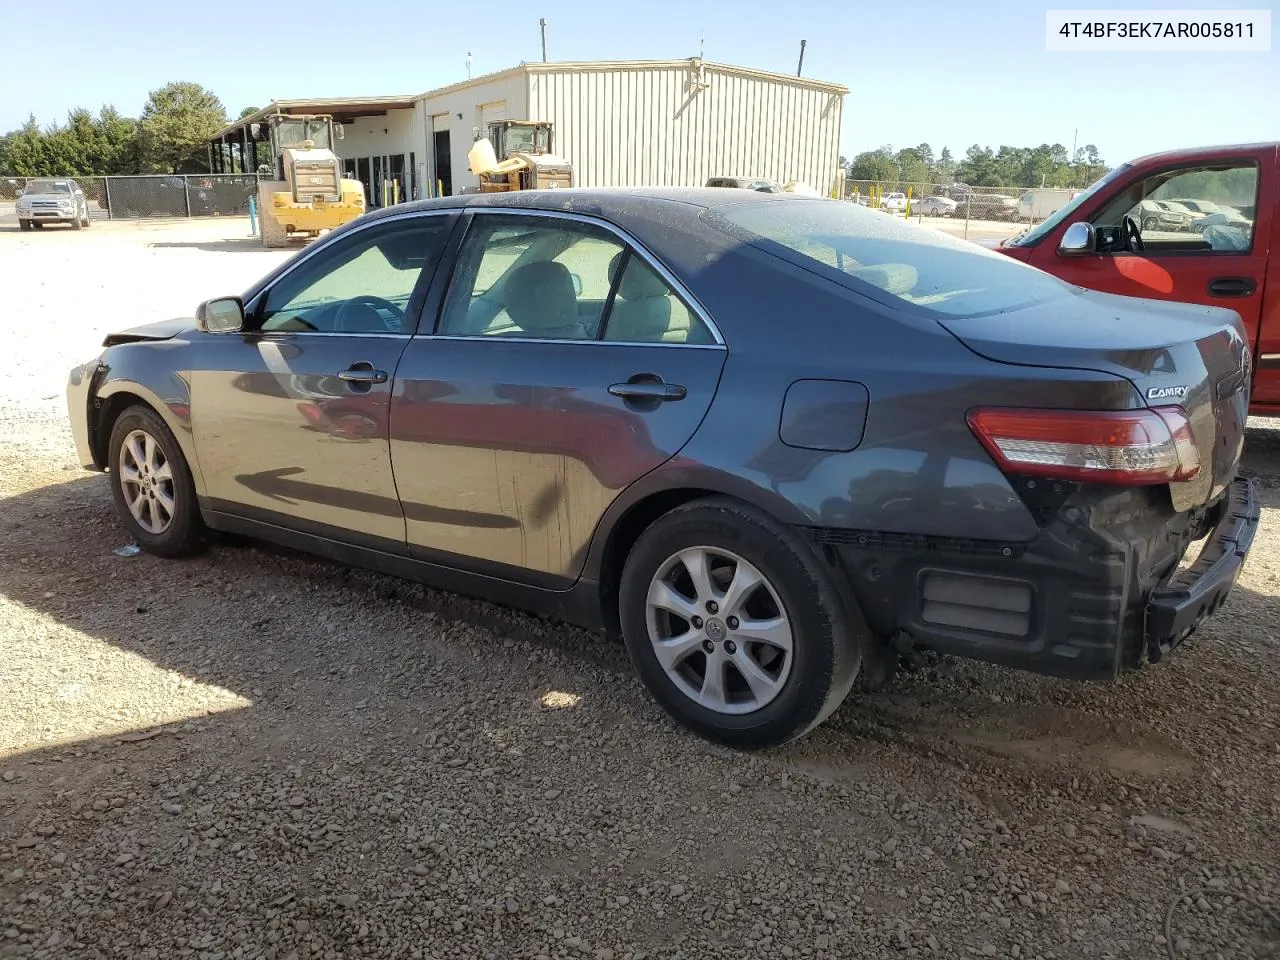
[2,174,261,221]
[841,179,1085,240]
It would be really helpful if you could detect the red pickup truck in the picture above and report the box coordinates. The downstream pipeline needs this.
[993,142,1278,416]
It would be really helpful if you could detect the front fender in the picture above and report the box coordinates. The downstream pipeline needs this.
[93,349,204,496]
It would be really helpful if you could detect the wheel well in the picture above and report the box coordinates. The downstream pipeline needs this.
[92,392,149,467]
[596,487,723,640]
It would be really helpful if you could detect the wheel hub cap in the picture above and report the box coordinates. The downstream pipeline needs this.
[644,546,794,716]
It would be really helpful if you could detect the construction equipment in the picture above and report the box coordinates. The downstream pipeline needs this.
[252,113,365,248]
[466,120,573,192]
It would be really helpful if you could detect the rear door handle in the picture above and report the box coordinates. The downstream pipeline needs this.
[608,379,687,402]
[338,365,389,384]
[1207,276,1256,298]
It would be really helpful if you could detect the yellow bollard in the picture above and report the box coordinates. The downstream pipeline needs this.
[905,185,913,218]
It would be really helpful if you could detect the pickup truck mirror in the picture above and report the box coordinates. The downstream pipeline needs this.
[196,296,246,334]
[1058,222,1096,256]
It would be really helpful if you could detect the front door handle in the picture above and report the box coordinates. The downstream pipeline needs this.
[608,379,687,402]
[338,364,389,384]
[1207,276,1256,298]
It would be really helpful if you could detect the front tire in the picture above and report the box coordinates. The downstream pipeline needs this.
[19,219,31,232]
[619,497,862,749]
[107,404,206,557]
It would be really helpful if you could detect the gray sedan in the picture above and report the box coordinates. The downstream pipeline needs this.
[66,188,1258,748]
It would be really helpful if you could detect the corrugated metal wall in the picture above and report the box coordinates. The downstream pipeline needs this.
[526,63,844,192]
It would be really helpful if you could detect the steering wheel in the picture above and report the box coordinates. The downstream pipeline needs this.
[335,295,406,333]
[1122,215,1145,253]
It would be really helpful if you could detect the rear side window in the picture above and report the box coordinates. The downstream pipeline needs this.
[704,198,1073,317]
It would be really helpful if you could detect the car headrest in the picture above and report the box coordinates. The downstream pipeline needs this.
[608,251,670,301]
[503,260,578,332]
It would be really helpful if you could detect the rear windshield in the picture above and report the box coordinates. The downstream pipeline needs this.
[703,198,1073,317]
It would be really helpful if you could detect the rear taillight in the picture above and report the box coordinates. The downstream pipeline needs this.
[967,406,1200,485]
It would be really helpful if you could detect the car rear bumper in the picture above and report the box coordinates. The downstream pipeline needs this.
[812,478,1258,681]
[1145,478,1258,661]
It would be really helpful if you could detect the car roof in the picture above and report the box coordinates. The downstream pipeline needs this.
[361,186,812,226]
[1122,141,1279,167]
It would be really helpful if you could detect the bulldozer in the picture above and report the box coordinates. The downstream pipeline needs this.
[251,113,366,248]
[466,120,573,192]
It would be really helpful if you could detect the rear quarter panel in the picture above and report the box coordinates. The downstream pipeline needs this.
[615,216,1142,543]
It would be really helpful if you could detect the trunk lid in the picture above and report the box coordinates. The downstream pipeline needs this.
[941,289,1250,511]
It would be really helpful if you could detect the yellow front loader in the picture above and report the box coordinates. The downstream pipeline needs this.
[466,120,573,192]
[252,114,366,248]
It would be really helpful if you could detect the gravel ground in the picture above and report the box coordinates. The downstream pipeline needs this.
[2,218,1278,960]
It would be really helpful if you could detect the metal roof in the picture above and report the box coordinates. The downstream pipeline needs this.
[210,58,847,141]
[212,96,419,140]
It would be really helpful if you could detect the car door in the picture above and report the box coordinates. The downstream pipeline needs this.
[1026,153,1274,403]
[190,211,456,548]
[390,210,728,586]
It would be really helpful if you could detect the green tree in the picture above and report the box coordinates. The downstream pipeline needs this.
[94,106,139,174]
[936,146,955,181]
[238,106,260,119]
[894,147,929,184]
[848,148,898,182]
[3,116,47,177]
[137,81,226,174]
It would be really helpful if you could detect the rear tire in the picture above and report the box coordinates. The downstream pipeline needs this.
[107,404,206,558]
[619,497,862,749]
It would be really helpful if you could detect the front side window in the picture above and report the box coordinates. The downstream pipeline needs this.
[257,216,451,334]
[1089,162,1258,254]
[705,198,1073,318]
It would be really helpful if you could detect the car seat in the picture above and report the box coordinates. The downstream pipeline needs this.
[502,260,585,339]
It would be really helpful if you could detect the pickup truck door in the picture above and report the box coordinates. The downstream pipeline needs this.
[1022,146,1278,409]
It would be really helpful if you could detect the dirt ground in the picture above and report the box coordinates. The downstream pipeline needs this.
[1,217,1278,960]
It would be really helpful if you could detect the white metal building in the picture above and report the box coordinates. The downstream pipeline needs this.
[223,59,847,206]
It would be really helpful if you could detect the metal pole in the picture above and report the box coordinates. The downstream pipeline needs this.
[540,18,548,61]
[797,39,807,76]
[104,176,113,220]
[183,176,191,218]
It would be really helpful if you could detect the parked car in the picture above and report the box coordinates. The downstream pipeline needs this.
[913,196,957,216]
[67,188,1258,748]
[956,193,1019,220]
[880,191,908,212]
[706,176,784,193]
[992,141,1280,416]
[15,178,92,231]
[1134,199,1193,232]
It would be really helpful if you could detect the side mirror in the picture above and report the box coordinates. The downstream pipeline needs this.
[570,273,583,297]
[196,296,246,333]
[334,124,345,140]
[1058,222,1096,256]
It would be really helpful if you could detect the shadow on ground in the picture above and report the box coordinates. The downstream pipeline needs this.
[0,427,1278,957]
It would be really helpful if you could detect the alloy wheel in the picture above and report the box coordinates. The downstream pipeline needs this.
[645,546,794,714]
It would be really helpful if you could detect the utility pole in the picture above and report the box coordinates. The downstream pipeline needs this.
[540,18,548,62]
[796,39,807,76]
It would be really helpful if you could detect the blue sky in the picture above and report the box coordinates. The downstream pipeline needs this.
[1,0,1275,167]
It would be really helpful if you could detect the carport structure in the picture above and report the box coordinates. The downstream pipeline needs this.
[209,96,420,203]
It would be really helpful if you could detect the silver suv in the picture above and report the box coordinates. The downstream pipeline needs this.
[16,178,92,231]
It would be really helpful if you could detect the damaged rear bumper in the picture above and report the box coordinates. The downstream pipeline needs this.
[810,477,1259,682]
